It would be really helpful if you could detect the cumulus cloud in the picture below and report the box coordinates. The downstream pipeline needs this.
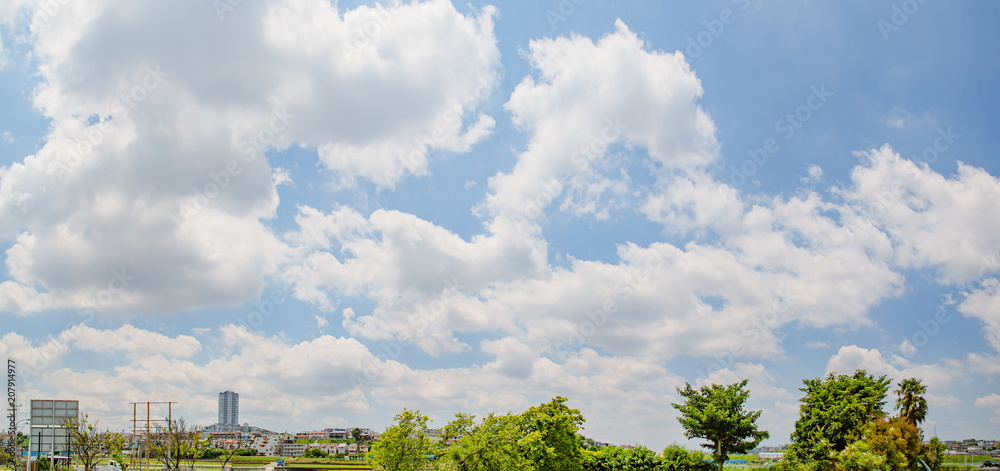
[837,145,1000,285]
[282,20,909,367]
[0,0,501,315]
[975,393,1000,409]
[63,324,201,358]
[484,19,717,222]
[974,393,1000,423]
[958,278,1000,352]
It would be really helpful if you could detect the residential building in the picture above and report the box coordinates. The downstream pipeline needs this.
[283,438,307,457]
[218,390,239,426]
[252,434,283,457]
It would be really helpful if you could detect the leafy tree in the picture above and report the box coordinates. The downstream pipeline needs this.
[582,445,660,471]
[782,429,835,471]
[303,448,329,458]
[672,380,769,471]
[660,444,713,471]
[519,396,585,471]
[443,412,533,471]
[367,409,432,471]
[182,430,207,470]
[107,432,133,471]
[836,438,887,471]
[438,413,475,451]
[350,428,363,445]
[785,370,890,470]
[63,414,109,471]
[894,377,928,427]
[838,417,923,471]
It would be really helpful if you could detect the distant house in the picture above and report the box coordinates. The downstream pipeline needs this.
[759,452,784,460]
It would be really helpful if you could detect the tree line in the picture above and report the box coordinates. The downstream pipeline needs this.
[368,371,945,471]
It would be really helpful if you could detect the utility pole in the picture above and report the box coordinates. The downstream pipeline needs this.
[130,401,177,471]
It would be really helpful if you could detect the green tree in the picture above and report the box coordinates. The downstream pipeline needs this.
[519,396,586,471]
[63,414,109,471]
[785,370,890,470]
[107,432,133,471]
[837,416,923,471]
[836,438,886,471]
[351,428,363,445]
[303,448,329,458]
[443,412,533,471]
[894,377,928,427]
[660,444,713,471]
[582,445,660,471]
[367,409,432,471]
[182,430,207,471]
[672,380,769,471]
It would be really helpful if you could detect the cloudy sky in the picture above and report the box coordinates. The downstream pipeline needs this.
[2,0,999,447]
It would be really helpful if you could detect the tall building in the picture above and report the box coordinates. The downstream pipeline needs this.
[218,390,239,426]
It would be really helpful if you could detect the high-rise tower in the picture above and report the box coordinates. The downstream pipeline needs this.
[218,390,239,426]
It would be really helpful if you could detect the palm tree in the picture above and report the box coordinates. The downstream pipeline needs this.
[895,377,928,427]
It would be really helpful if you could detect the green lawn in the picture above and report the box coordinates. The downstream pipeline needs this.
[943,455,995,464]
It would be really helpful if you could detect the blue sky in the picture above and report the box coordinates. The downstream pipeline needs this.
[1,0,999,448]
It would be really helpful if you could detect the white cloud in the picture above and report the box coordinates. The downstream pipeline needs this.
[807,164,823,181]
[974,393,1000,409]
[699,362,795,400]
[1,131,12,143]
[973,393,1000,424]
[967,352,1000,375]
[958,278,1000,352]
[272,167,292,187]
[837,145,1000,285]
[0,331,70,375]
[63,324,201,358]
[0,0,501,315]
[484,19,717,221]
[281,21,909,367]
